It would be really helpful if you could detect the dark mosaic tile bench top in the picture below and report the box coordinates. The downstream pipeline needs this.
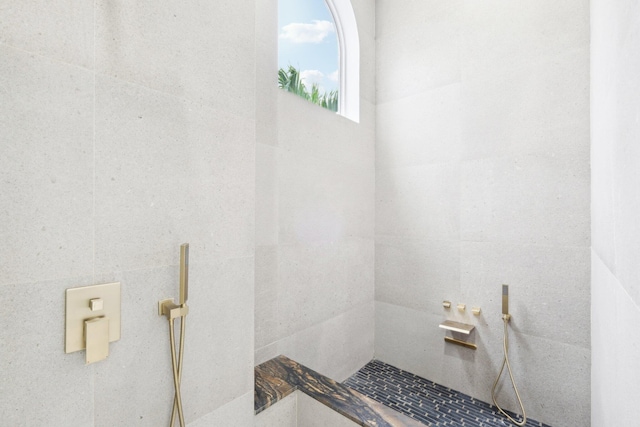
[255,355,423,427]
[344,359,554,427]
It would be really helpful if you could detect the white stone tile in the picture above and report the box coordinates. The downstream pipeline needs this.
[0,278,94,427]
[256,144,279,247]
[376,162,460,240]
[375,237,460,315]
[0,45,94,286]
[177,257,254,421]
[254,342,279,368]
[590,253,619,425]
[95,0,256,118]
[275,301,374,382]
[590,87,617,272]
[277,149,374,245]
[612,277,640,426]
[277,91,375,169]
[276,239,374,340]
[493,332,590,427]
[255,245,279,350]
[376,0,462,40]
[460,49,590,161]
[94,258,254,426]
[0,0,94,68]
[461,241,590,348]
[460,0,589,79]
[612,26,640,306]
[460,153,590,247]
[93,266,177,427]
[376,11,461,103]
[297,392,359,427]
[189,391,254,427]
[94,76,255,273]
[255,0,278,149]
[374,301,452,387]
[377,83,462,169]
[254,391,297,427]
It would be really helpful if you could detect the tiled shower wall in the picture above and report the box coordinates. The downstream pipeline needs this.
[254,0,377,381]
[591,0,640,425]
[374,1,591,426]
[1,1,256,426]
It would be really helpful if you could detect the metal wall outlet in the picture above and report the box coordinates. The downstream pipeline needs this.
[65,282,121,363]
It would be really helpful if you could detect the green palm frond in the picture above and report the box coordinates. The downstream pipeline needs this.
[277,65,338,113]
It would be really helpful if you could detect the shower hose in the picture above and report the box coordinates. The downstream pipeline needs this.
[168,315,186,427]
[491,314,527,426]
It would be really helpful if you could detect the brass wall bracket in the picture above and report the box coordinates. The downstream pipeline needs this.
[444,336,477,350]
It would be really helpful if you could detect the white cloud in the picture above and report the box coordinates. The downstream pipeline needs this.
[300,69,325,90]
[279,20,335,44]
[328,69,339,82]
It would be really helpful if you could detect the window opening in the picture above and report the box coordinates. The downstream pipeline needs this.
[278,0,340,112]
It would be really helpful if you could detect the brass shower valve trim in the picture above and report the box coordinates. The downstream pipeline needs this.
[442,301,482,316]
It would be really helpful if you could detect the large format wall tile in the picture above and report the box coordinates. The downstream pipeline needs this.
[266,301,374,382]
[95,0,256,118]
[376,163,460,240]
[375,237,460,314]
[461,153,590,247]
[460,49,590,160]
[0,0,94,68]
[0,45,94,286]
[94,258,254,426]
[460,0,589,79]
[461,241,590,349]
[3,1,257,425]
[376,83,462,170]
[276,239,374,339]
[189,392,254,427]
[94,75,254,273]
[592,3,640,424]
[376,14,461,104]
[0,278,95,426]
[376,2,591,426]
[277,149,374,246]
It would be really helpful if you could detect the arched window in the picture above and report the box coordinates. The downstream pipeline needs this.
[278,0,359,122]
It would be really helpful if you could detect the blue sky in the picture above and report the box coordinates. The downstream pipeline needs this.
[278,0,339,93]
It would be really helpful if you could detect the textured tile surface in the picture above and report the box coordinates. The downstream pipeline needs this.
[345,360,553,427]
[255,356,423,427]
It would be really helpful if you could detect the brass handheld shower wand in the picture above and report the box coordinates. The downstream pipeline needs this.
[159,243,190,427]
[491,284,527,426]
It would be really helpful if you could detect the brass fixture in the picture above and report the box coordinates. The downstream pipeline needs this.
[439,320,476,350]
[439,320,474,334]
[159,243,190,427]
[442,300,451,309]
[65,282,121,364]
[444,336,477,350]
[472,307,482,316]
[492,284,527,426]
[457,303,466,312]
[502,283,509,316]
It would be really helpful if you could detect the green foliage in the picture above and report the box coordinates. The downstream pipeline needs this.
[278,65,339,113]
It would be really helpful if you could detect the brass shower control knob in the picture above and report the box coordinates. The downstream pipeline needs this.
[442,301,451,309]
[472,307,481,316]
[457,303,466,312]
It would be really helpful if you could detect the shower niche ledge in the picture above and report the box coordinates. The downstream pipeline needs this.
[439,320,474,334]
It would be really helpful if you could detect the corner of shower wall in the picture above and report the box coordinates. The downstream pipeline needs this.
[254,0,377,381]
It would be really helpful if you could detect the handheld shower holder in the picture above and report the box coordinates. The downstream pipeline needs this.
[159,299,189,320]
